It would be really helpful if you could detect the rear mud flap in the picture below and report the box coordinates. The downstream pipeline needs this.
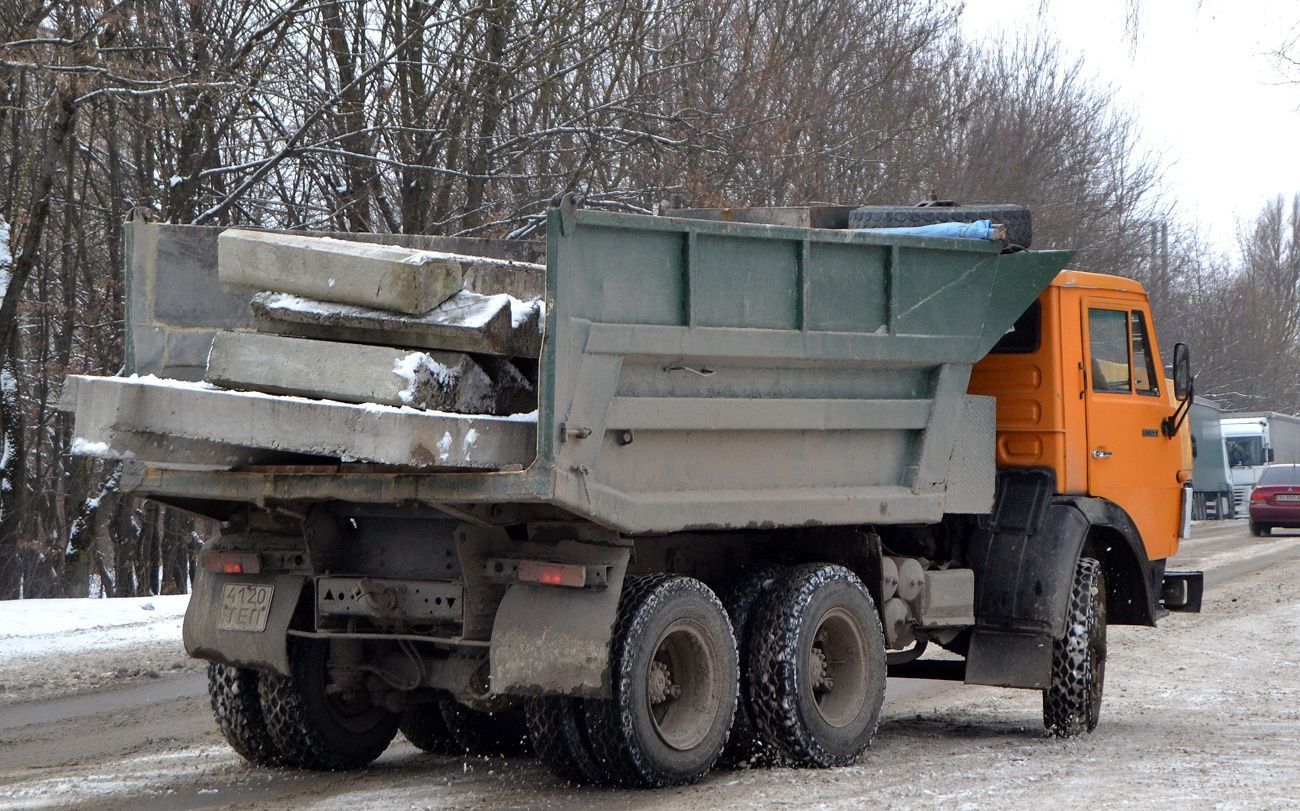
[183,569,305,676]
[489,548,629,699]
[965,630,1053,689]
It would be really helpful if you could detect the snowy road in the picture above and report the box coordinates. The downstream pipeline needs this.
[2,521,1299,810]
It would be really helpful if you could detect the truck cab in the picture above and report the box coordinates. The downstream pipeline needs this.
[971,270,1191,564]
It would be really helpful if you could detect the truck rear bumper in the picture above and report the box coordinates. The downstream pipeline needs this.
[1160,570,1203,613]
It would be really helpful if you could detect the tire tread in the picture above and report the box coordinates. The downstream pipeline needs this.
[1043,557,1106,736]
[207,662,284,767]
[748,563,886,768]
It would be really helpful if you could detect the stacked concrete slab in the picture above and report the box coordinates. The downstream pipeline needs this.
[64,375,535,470]
[249,290,541,359]
[67,228,545,470]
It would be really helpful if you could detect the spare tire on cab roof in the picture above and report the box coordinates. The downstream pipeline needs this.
[848,202,1032,248]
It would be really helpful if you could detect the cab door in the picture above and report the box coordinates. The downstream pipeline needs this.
[1081,299,1181,560]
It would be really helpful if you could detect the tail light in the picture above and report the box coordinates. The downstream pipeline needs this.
[1250,488,1266,502]
[519,561,590,588]
[202,552,261,574]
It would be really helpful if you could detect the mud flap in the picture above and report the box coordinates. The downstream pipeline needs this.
[489,549,629,699]
[183,569,305,676]
[964,630,1053,689]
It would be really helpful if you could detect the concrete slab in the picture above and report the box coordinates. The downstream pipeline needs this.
[250,290,543,359]
[218,229,465,314]
[164,329,220,369]
[70,429,274,470]
[205,332,501,413]
[65,376,273,469]
[477,357,537,416]
[460,257,544,301]
[66,375,536,469]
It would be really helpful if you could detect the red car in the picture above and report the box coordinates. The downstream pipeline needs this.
[1249,463,1300,536]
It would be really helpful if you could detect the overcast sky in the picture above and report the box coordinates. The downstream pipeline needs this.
[960,0,1300,254]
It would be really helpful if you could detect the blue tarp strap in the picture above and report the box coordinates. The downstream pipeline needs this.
[853,219,1002,241]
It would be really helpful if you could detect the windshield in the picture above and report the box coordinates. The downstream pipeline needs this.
[1226,436,1266,467]
[1258,465,1300,485]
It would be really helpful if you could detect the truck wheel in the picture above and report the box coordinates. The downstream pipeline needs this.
[585,574,739,787]
[257,639,400,770]
[749,564,887,768]
[1043,557,1107,737]
[525,697,604,784]
[719,565,785,768]
[399,700,458,754]
[847,202,1033,247]
[208,662,284,767]
[1250,522,1270,537]
[439,698,531,755]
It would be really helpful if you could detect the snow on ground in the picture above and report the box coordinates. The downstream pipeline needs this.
[0,593,188,658]
[0,594,196,706]
[0,524,1297,810]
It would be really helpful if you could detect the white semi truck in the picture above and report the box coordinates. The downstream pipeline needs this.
[1221,412,1300,510]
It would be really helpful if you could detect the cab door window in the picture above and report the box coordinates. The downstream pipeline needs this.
[1088,308,1131,393]
[1130,310,1160,396]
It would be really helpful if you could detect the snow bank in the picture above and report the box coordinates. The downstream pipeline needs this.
[0,594,189,660]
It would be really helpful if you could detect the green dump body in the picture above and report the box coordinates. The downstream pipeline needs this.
[120,206,1071,533]
[537,205,1069,533]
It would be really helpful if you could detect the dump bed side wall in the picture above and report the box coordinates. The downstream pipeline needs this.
[541,206,1069,533]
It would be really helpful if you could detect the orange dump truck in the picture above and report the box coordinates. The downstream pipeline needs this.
[66,202,1202,787]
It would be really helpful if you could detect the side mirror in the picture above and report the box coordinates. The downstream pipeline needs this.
[1172,343,1192,402]
[1268,448,1276,463]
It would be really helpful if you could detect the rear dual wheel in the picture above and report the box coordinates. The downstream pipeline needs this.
[718,566,785,767]
[438,698,531,755]
[257,638,400,770]
[746,564,887,768]
[210,641,402,771]
[399,699,458,754]
[524,697,604,784]
[207,662,284,767]
[568,574,739,788]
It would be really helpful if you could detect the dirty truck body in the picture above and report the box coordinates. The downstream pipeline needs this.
[81,202,1200,785]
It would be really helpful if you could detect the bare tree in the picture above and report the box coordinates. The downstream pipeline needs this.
[0,0,1225,597]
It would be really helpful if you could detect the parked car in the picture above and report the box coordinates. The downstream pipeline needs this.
[1248,463,1300,536]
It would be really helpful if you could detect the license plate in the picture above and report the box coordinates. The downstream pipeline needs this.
[218,583,274,632]
[1276,494,1300,503]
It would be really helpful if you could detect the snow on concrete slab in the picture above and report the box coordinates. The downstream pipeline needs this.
[219,229,465,314]
[205,331,498,413]
[251,288,543,358]
[66,373,537,469]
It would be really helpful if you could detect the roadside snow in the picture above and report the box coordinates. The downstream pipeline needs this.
[0,594,188,659]
[0,594,196,707]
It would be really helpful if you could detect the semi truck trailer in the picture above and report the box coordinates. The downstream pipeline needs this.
[1191,398,1234,519]
[1222,412,1300,510]
[65,197,1202,787]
